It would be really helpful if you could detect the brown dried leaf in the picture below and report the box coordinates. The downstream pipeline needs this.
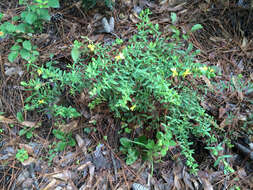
[218,106,226,119]
[59,120,79,133]
[21,157,36,167]
[21,121,40,128]
[0,115,15,124]
[42,179,59,190]
[129,14,139,24]
[87,165,95,188]
[182,167,194,190]
[198,171,213,190]
[238,168,247,179]
[77,161,92,171]
[174,175,183,190]
[173,163,183,190]
[200,177,213,190]
[51,170,75,181]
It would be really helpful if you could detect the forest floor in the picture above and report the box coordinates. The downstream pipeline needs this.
[0,0,252,189]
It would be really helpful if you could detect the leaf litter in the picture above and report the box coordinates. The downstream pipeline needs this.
[0,0,253,189]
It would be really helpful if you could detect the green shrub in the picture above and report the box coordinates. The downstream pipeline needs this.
[0,0,60,66]
[22,9,219,173]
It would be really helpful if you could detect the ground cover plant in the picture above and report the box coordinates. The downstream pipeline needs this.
[21,9,224,173]
[0,0,60,68]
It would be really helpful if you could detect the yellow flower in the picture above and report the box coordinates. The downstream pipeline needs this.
[88,44,95,52]
[200,66,208,71]
[182,69,191,77]
[38,99,45,104]
[130,104,136,111]
[37,68,43,76]
[171,68,178,77]
[210,68,214,73]
[0,31,4,37]
[115,52,125,61]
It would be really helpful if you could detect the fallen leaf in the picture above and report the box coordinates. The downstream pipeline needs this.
[21,157,36,167]
[59,120,79,133]
[21,121,40,128]
[0,115,15,124]
[218,106,226,119]
[42,179,59,190]
[51,170,75,181]
[5,66,23,77]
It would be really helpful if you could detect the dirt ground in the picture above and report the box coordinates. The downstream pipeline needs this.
[0,0,252,189]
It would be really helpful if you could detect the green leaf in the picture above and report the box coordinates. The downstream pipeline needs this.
[170,12,177,24]
[16,111,24,122]
[0,13,3,21]
[16,23,27,33]
[71,48,80,63]
[23,40,32,51]
[191,24,203,32]
[53,129,65,140]
[16,148,29,162]
[10,45,21,51]
[68,138,76,147]
[5,22,16,33]
[120,137,131,147]
[56,141,67,151]
[8,51,19,62]
[20,49,31,61]
[48,0,60,8]
[19,128,27,136]
[26,131,33,139]
[12,16,20,22]
[25,12,37,24]
[37,8,51,21]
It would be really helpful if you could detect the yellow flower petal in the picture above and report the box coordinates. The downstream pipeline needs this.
[130,104,136,111]
[0,31,4,37]
[38,99,45,104]
[182,69,191,77]
[200,66,208,71]
[37,69,43,76]
[210,68,214,73]
[171,68,178,77]
[115,52,125,61]
[88,44,95,52]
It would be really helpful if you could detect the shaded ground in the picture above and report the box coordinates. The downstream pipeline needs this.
[0,0,252,189]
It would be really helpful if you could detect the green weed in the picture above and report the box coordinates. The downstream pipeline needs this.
[16,148,29,163]
[0,0,60,67]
